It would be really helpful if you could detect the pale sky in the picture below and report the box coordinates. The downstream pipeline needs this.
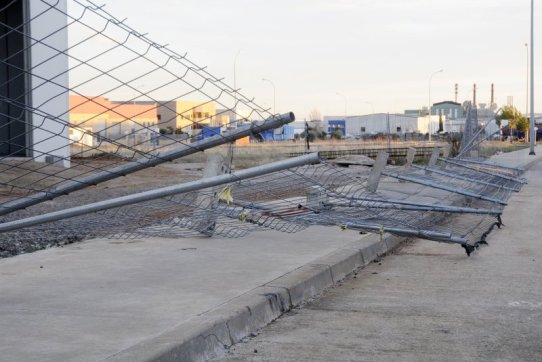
[97,0,540,119]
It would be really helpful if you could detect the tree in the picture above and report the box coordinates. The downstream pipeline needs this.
[516,117,529,134]
[330,129,343,140]
[309,108,322,122]
[496,105,528,141]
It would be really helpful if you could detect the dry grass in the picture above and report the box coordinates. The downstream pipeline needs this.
[479,141,529,157]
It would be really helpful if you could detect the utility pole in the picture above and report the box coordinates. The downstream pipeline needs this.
[529,0,536,155]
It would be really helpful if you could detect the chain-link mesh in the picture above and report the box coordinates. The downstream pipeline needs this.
[0,0,285,216]
[1,156,525,256]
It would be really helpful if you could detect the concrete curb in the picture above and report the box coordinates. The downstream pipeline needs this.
[105,233,405,362]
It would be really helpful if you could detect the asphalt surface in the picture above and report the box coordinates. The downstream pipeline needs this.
[218,160,542,362]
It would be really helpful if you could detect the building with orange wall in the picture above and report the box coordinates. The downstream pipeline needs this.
[69,95,158,139]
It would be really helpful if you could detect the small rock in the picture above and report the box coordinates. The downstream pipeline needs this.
[254,349,258,353]
[372,272,378,275]
[40,266,43,269]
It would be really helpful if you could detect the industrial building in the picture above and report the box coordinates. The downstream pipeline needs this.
[69,96,158,141]
[323,114,441,138]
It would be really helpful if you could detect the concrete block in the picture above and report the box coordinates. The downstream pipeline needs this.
[367,151,388,192]
[441,144,451,158]
[405,147,416,168]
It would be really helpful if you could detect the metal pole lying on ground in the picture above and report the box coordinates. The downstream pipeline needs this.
[0,113,296,216]
[0,152,320,233]
[328,195,502,215]
[412,165,519,192]
[444,158,524,174]
[382,170,508,205]
[342,222,466,244]
[441,158,527,184]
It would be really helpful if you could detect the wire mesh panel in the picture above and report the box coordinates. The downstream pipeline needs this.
[0,1,529,258]
[0,156,521,256]
[0,0,287,216]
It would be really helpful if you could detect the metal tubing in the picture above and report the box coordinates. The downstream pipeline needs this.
[330,200,501,216]
[0,113,295,216]
[327,192,501,215]
[382,171,508,205]
[442,158,524,174]
[343,222,467,245]
[441,158,527,184]
[412,165,519,192]
[0,152,320,233]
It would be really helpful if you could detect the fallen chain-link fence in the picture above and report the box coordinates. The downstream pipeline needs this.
[0,0,290,216]
[0,1,528,257]
[0,150,526,256]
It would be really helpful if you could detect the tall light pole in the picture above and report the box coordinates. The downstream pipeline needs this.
[336,92,347,120]
[525,43,529,116]
[428,69,444,142]
[262,78,276,114]
[529,0,536,155]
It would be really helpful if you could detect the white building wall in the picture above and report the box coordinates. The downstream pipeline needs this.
[325,114,442,136]
[417,115,441,135]
[29,0,70,167]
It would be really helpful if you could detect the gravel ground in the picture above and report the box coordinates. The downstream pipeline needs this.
[0,161,203,258]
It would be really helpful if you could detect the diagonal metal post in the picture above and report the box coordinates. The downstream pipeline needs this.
[0,152,320,233]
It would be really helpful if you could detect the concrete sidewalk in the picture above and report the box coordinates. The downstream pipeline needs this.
[220,149,542,362]
[1,146,540,362]
[0,218,401,362]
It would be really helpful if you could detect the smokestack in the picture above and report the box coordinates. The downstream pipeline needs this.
[491,83,495,105]
[455,83,458,103]
[473,83,477,107]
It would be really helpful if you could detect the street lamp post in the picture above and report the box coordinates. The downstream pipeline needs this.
[525,43,529,116]
[262,78,276,114]
[336,92,347,120]
[529,0,536,155]
[428,69,444,142]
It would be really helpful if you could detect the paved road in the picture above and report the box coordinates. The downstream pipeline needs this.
[219,161,542,362]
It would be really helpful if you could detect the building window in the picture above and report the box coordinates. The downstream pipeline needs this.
[396,126,402,133]
[360,127,366,132]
